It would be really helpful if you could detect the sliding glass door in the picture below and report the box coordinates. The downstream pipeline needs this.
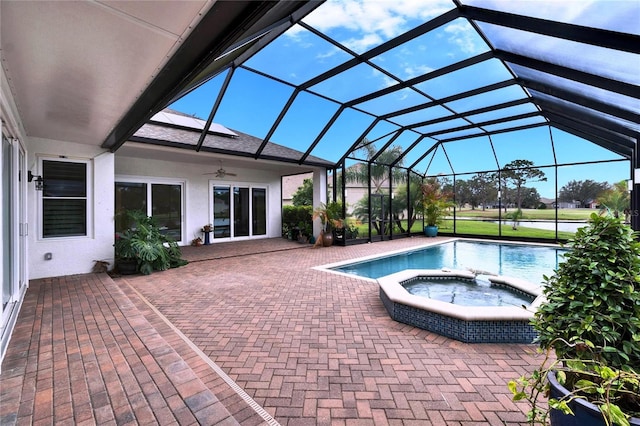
[212,184,267,240]
[2,134,27,356]
[252,188,266,235]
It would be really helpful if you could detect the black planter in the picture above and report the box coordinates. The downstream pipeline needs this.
[116,259,138,275]
[548,371,640,426]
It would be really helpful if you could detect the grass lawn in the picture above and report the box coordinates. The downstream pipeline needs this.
[437,220,575,240]
[455,208,596,221]
[348,217,575,240]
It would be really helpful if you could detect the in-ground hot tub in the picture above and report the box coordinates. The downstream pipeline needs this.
[378,269,543,343]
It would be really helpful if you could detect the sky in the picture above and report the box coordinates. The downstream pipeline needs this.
[170,0,636,199]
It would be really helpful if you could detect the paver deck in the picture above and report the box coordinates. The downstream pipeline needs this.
[1,236,540,425]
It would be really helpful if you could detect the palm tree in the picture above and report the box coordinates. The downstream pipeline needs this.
[344,143,405,194]
[344,142,408,235]
[597,180,630,218]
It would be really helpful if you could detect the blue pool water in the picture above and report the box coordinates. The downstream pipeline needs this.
[403,277,535,307]
[332,240,565,285]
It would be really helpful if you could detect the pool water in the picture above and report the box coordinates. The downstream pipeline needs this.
[402,277,535,307]
[332,240,565,285]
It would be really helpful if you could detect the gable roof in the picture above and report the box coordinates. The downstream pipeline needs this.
[132,110,333,167]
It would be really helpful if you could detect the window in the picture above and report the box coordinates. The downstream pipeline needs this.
[42,159,88,238]
[115,179,183,241]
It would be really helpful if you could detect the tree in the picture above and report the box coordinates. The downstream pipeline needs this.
[344,142,405,194]
[597,179,630,218]
[292,178,313,206]
[469,172,498,210]
[455,179,474,209]
[391,173,423,233]
[344,142,407,235]
[520,187,541,209]
[501,160,547,211]
[558,179,608,206]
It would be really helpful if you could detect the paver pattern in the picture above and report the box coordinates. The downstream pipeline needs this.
[1,237,540,425]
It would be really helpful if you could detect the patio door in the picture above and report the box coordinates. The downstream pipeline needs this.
[212,184,267,240]
[2,135,27,359]
[370,193,390,241]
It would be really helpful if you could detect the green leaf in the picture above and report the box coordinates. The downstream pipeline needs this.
[601,403,630,426]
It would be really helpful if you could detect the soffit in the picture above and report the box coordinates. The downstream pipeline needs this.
[0,0,211,145]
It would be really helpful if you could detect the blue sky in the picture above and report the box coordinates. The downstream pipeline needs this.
[171,0,634,199]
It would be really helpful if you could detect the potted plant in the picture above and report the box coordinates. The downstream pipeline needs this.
[420,178,453,237]
[312,201,343,247]
[510,213,640,426]
[114,210,188,275]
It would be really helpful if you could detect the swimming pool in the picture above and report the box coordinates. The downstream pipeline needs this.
[330,240,565,286]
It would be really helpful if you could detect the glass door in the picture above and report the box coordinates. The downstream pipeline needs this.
[213,186,231,238]
[233,187,249,237]
[1,135,26,332]
[2,135,13,311]
[18,145,26,294]
[370,193,392,241]
[252,188,266,236]
[212,184,267,240]
[151,184,182,241]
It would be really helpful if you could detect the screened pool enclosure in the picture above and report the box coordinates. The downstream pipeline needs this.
[105,0,639,243]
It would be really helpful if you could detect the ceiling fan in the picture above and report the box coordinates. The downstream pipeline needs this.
[204,162,237,178]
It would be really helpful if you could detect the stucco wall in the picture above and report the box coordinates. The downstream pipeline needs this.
[115,155,287,244]
[27,137,115,279]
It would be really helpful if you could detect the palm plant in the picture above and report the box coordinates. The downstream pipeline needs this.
[598,180,630,218]
[421,178,454,227]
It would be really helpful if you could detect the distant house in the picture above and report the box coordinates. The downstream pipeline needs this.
[282,173,312,206]
[584,199,599,209]
[553,201,581,209]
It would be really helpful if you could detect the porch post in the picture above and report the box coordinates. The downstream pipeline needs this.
[312,169,327,238]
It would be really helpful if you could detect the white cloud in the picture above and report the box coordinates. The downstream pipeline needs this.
[444,21,483,55]
[370,67,398,88]
[342,33,384,53]
[315,46,342,60]
[403,64,435,79]
[297,0,454,49]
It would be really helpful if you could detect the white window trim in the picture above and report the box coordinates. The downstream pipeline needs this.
[115,175,186,245]
[209,180,269,241]
[38,156,93,241]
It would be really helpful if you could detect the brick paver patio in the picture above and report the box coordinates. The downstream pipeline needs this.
[1,237,540,425]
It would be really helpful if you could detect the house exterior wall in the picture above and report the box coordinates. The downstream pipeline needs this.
[115,156,288,244]
[26,137,115,279]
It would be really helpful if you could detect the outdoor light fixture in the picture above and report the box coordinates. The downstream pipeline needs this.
[628,179,634,192]
[497,190,501,199]
[28,170,44,191]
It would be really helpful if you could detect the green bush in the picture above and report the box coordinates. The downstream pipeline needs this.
[282,205,312,237]
[114,210,188,275]
[534,213,640,371]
